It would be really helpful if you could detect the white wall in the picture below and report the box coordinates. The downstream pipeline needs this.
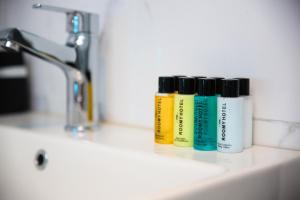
[1,0,300,149]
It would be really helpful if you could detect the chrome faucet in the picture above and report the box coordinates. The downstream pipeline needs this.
[0,3,99,132]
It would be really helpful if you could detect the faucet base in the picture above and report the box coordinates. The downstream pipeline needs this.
[65,124,99,134]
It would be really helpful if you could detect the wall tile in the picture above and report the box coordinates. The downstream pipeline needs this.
[254,119,300,150]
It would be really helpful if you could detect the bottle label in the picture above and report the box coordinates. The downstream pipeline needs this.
[155,94,174,144]
[217,98,243,153]
[155,97,162,139]
[218,102,232,149]
[174,95,194,147]
[178,99,184,135]
[221,103,226,141]
[194,99,208,145]
[194,96,217,150]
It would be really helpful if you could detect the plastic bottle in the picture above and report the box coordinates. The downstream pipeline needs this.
[194,78,217,150]
[155,77,175,144]
[236,78,253,148]
[174,77,195,147]
[217,79,244,153]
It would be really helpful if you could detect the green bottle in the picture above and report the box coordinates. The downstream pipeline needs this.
[174,77,195,147]
[194,78,217,150]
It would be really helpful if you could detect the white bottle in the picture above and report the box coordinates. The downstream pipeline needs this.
[236,78,253,148]
[217,79,244,153]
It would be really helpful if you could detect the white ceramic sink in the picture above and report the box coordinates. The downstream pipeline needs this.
[0,126,225,200]
[0,113,300,200]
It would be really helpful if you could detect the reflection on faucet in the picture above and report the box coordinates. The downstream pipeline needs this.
[0,3,99,133]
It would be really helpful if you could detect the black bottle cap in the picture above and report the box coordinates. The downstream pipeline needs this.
[211,77,225,95]
[192,76,206,80]
[192,76,206,91]
[178,77,195,94]
[235,78,250,96]
[158,76,175,93]
[221,79,239,97]
[196,78,216,96]
[174,75,186,91]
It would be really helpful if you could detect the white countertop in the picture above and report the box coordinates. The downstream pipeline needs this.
[0,112,300,200]
[0,112,299,173]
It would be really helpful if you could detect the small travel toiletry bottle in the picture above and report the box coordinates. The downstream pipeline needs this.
[236,78,253,148]
[217,79,244,153]
[194,78,217,151]
[155,77,175,144]
[174,77,195,147]
[174,75,186,93]
[211,77,224,96]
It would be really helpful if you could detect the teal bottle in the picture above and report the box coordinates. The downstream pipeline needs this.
[194,78,217,150]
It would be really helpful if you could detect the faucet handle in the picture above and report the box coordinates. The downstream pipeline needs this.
[33,3,74,13]
[32,3,99,34]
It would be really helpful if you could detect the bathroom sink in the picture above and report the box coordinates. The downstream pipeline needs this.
[0,126,225,200]
[0,113,300,200]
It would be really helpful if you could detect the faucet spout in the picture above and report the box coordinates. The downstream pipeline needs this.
[0,28,76,73]
[0,28,94,132]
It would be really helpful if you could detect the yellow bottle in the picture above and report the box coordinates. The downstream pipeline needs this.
[155,77,175,144]
[174,77,195,147]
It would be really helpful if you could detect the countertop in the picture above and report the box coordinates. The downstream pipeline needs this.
[0,112,300,199]
[0,112,299,173]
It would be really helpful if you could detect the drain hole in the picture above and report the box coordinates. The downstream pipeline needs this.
[37,154,45,166]
[35,149,48,170]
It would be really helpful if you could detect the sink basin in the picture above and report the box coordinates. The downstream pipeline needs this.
[0,126,225,200]
[1,113,299,200]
